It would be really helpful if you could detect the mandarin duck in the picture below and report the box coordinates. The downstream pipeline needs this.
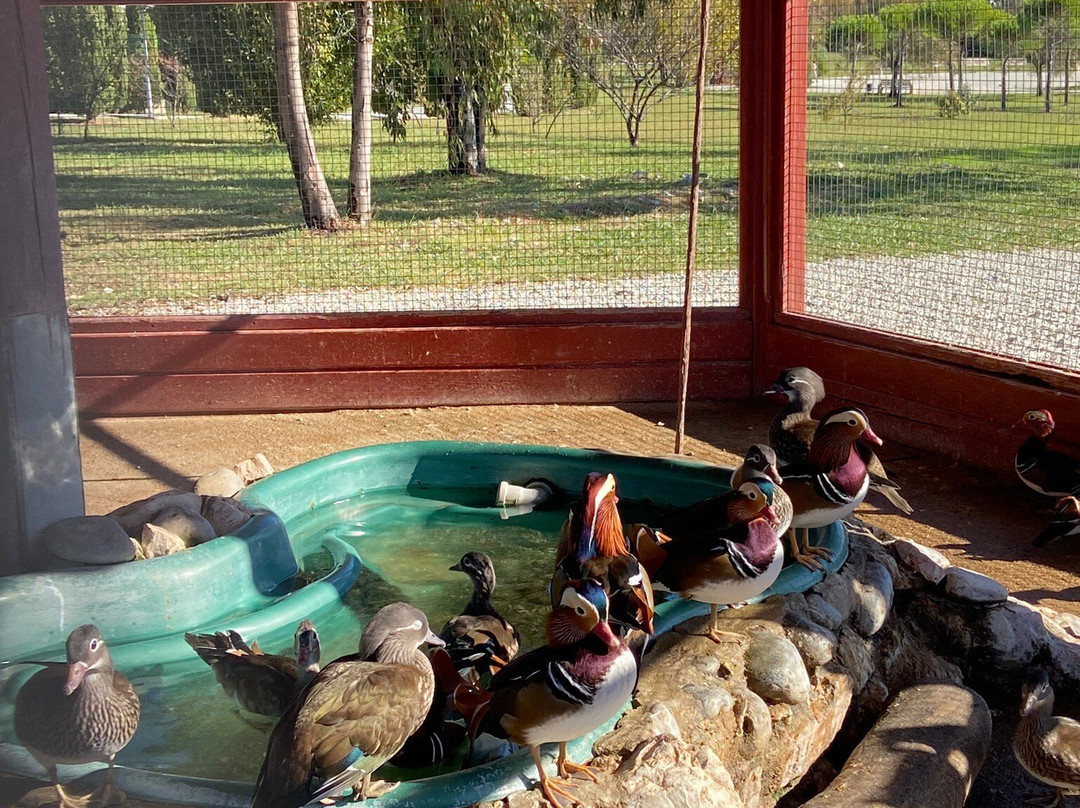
[630,480,782,643]
[1016,409,1080,499]
[250,603,444,808]
[184,619,320,718]
[552,473,655,638]
[782,408,880,570]
[1013,667,1080,807]
[439,551,520,679]
[766,366,913,515]
[1034,497,1080,548]
[386,647,469,769]
[15,625,140,808]
[731,444,792,538]
[454,579,637,808]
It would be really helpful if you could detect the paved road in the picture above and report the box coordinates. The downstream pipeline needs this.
[810,68,1078,96]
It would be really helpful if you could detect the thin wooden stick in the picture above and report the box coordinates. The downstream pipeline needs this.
[674,0,711,455]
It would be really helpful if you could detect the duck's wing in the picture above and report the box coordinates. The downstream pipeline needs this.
[185,631,299,716]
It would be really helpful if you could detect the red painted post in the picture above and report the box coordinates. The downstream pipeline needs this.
[784,0,809,316]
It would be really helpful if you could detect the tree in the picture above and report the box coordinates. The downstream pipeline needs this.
[879,4,921,106]
[983,12,1025,109]
[556,0,734,148]
[348,1,374,224]
[825,14,886,77]
[273,2,340,229]
[925,0,999,92]
[41,6,127,139]
[1019,0,1080,111]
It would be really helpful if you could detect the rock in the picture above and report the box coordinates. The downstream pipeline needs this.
[893,538,951,584]
[743,630,811,705]
[732,687,772,755]
[805,593,844,631]
[234,453,274,484]
[108,490,203,536]
[943,566,1008,604]
[683,684,733,719]
[982,599,1046,669]
[800,683,990,808]
[200,496,254,536]
[645,702,684,739]
[141,523,187,558]
[783,612,839,668]
[152,506,216,546]
[835,628,874,691]
[194,468,245,498]
[852,561,893,638]
[42,516,136,565]
[810,574,855,626]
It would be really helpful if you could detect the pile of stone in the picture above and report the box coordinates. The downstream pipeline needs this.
[39,454,274,568]
[474,521,1080,808]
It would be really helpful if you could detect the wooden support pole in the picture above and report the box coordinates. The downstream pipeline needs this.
[674,0,711,455]
[0,0,85,574]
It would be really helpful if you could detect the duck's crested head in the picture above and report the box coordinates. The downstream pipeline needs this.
[451,551,497,596]
[766,366,825,407]
[360,602,444,663]
[818,408,882,446]
[63,624,111,695]
[731,481,777,525]
[577,472,626,559]
[743,444,783,484]
[294,618,320,668]
[1020,408,1056,439]
[1020,666,1054,716]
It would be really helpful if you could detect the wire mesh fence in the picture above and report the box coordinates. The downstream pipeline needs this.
[43,0,741,317]
[802,0,1080,373]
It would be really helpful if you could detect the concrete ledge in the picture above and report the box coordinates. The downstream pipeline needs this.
[802,682,991,808]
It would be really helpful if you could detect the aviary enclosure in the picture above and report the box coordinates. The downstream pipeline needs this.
[19,0,1080,467]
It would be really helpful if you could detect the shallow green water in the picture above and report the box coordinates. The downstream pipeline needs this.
[32,486,662,782]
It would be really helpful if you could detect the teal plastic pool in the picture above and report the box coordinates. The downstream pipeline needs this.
[0,441,847,807]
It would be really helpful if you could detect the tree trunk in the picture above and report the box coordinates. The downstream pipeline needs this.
[1037,61,1044,96]
[273,2,339,230]
[1065,49,1071,106]
[347,0,373,224]
[462,86,479,175]
[1001,57,1009,110]
[444,77,467,174]
[947,40,955,91]
[957,38,964,91]
[473,84,487,174]
[1046,40,1053,112]
[626,112,640,147]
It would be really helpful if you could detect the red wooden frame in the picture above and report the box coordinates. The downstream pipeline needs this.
[48,0,1080,469]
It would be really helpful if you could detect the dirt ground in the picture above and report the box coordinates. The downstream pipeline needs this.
[5,400,1078,808]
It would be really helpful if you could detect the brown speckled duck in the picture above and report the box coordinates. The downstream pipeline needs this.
[250,603,444,808]
[15,625,140,808]
[1014,667,1080,807]
[439,551,520,678]
[184,619,320,717]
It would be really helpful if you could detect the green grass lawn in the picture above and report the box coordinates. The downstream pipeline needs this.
[52,89,1080,312]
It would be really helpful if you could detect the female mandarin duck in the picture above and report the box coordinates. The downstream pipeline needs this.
[455,579,637,808]
[630,480,782,643]
[250,603,444,808]
[782,408,881,570]
[767,367,912,515]
[15,625,140,808]
[552,472,655,637]
[1034,497,1080,547]
[1016,409,1080,499]
[184,619,320,717]
[439,551,520,678]
[1013,667,1080,807]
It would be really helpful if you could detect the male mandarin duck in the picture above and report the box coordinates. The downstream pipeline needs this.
[454,579,637,808]
[630,480,782,643]
[250,603,444,808]
[439,551,520,679]
[15,625,140,808]
[731,444,792,538]
[552,472,655,637]
[766,366,913,515]
[1016,409,1080,498]
[1013,667,1080,807]
[184,619,320,717]
[782,408,881,570]
[1034,497,1080,548]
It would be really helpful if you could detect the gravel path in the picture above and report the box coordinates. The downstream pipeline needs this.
[87,247,1079,372]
